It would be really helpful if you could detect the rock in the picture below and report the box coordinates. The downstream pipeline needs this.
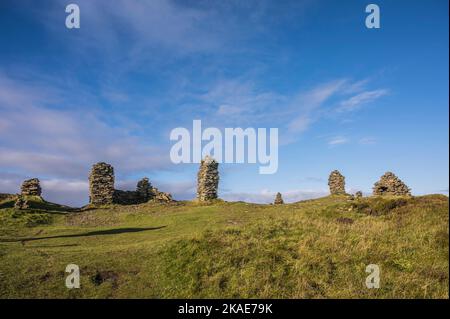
[89,162,115,205]
[113,190,141,205]
[151,187,173,202]
[89,163,173,205]
[373,172,411,196]
[328,170,346,195]
[21,178,41,196]
[136,177,152,201]
[274,192,284,204]
[14,196,29,209]
[197,156,219,201]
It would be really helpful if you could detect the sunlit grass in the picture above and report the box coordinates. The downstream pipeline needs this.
[0,195,448,298]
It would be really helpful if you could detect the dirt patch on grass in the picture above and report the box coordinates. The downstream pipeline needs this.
[336,217,354,224]
[65,210,121,227]
[90,270,119,288]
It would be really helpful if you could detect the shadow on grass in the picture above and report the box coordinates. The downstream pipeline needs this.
[0,226,167,243]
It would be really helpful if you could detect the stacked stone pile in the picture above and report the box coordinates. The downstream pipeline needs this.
[197,156,219,202]
[355,191,363,199]
[328,170,346,195]
[373,172,411,196]
[89,162,115,205]
[151,188,173,202]
[136,177,152,201]
[274,192,284,205]
[21,178,42,196]
[14,196,29,209]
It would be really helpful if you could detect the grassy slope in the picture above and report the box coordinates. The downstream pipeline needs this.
[0,195,448,299]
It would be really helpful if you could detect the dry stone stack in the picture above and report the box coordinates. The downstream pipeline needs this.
[88,163,172,205]
[89,162,115,205]
[355,191,363,199]
[274,192,284,204]
[14,196,29,209]
[197,156,219,201]
[328,170,346,195]
[21,178,42,196]
[373,172,411,196]
[113,190,141,205]
[151,187,173,202]
[136,177,152,201]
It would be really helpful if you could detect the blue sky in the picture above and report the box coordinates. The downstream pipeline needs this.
[0,0,448,206]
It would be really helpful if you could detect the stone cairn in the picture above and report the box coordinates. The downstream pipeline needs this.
[274,192,284,205]
[328,170,346,195]
[151,187,173,202]
[89,162,115,205]
[136,177,152,201]
[14,197,29,209]
[373,172,411,196]
[113,177,172,204]
[89,163,173,205]
[21,178,42,196]
[197,156,219,201]
[355,191,363,199]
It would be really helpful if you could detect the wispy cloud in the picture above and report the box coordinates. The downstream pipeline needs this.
[0,73,171,180]
[328,136,349,146]
[287,79,347,133]
[338,89,389,112]
[359,137,377,145]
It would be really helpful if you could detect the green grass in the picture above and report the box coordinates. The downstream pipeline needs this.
[0,195,448,298]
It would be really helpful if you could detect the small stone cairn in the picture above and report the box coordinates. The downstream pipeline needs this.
[89,162,115,205]
[14,196,29,209]
[355,191,363,199]
[328,170,346,195]
[151,187,173,202]
[21,178,42,196]
[197,156,219,202]
[136,177,152,201]
[373,172,411,196]
[274,192,284,204]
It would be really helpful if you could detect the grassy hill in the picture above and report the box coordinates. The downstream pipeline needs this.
[0,194,448,298]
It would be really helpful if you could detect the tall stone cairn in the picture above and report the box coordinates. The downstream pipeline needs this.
[89,162,115,205]
[328,170,346,195]
[373,172,411,196]
[136,177,152,201]
[21,178,42,196]
[274,192,284,204]
[197,156,219,201]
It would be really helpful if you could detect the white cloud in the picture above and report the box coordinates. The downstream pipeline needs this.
[0,73,170,181]
[328,136,349,146]
[288,79,347,133]
[359,137,377,145]
[338,89,389,112]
